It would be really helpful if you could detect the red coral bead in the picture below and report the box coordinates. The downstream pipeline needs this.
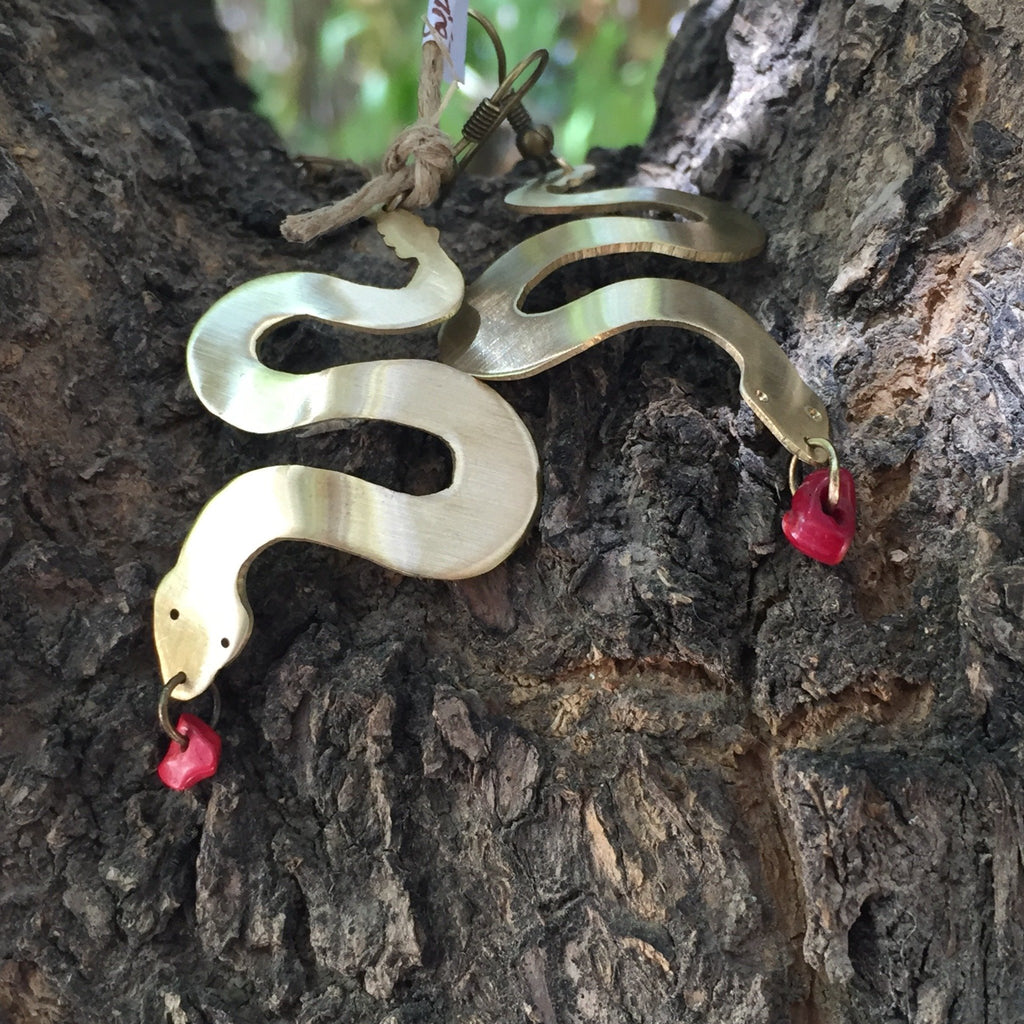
[782,467,856,565]
[157,713,221,790]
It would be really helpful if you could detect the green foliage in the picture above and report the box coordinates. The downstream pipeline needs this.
[216,0,676,167]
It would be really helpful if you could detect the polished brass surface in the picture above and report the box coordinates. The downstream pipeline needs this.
[437,215,829,462]
[155,210,540,702]
[505,165,767,262]
[186,210,464,434]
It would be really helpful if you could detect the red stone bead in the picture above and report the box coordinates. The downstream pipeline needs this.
[782,467,856,565]
[157,713,221,790]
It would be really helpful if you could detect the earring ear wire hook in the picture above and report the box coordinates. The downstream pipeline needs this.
[469,10,566,170]
[451,9,566,173]
[469,8,509,81]
[453,47,550,171]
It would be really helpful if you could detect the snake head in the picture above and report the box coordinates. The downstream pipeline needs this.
[153,561,252,702]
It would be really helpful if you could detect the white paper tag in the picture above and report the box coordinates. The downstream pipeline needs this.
[423,0,469,84]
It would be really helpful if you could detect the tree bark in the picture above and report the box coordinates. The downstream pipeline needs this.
[2,0,1023,1022]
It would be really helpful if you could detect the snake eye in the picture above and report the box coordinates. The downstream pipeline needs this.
[220,638,230,648]
[169,609,180,620]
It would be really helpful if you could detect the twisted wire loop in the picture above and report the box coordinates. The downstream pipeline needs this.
[460,97,504,145]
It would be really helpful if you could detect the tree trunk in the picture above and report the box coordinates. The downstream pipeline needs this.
[2,0,1022,1021]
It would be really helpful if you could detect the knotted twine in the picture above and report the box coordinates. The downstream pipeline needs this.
[281,40,455,244]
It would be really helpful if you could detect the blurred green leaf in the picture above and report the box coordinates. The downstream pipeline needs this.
[216,0,680,168]
[319,11,365,71]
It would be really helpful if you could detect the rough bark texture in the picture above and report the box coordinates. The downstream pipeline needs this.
[2,0,1023,1022]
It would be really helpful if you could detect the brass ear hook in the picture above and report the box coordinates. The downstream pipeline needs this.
[469,10,509,85]
[462,10,568,171]
[451,10,558,173]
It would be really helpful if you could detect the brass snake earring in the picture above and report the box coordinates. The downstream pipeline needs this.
[154,209,540,789]
[437,204,829,459]
[435,19,853,566]
[437,158,854,563]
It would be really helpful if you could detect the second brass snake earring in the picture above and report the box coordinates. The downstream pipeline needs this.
[438,166,855,563]
[431,18,856,563]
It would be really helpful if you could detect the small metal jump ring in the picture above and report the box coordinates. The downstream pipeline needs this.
[158,673,221,747]
[789,436,841,510]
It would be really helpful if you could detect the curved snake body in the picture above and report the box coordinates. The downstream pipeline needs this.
[505,164,767,262]
[438,190,829,464]
[156,211,540,702]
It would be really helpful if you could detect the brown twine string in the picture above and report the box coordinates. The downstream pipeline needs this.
[281,40,455,244]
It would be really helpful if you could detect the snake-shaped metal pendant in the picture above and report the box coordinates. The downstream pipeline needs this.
[438,180,829,463]
[155,210,540,703]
